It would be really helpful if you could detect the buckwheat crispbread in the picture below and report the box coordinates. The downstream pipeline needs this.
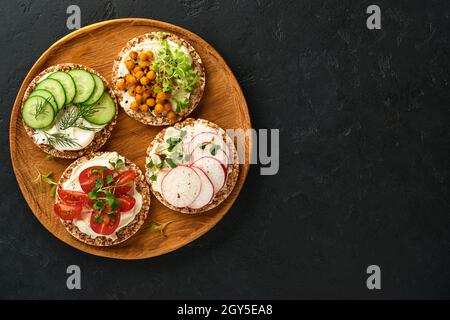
[112,32,206,126]
[145,118,239,214]
[57,152,151,246]
[22,63,118,159]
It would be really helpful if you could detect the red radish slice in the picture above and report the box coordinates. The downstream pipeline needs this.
[192,157,226,193]
[190,143,229,167]
[189,167,214,209]
[161,166,201,208]
[189,132,230,155]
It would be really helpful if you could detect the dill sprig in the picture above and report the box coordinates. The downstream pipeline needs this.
[44,132,80,149]
[32,97,52,119]
[59,105,100,131]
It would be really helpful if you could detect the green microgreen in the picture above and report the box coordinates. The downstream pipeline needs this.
[31,168,57,197]
[165,158,177,168]
[150,220,174,237]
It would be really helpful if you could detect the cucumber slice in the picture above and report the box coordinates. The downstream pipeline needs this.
[68,69,95,104]
[49,71,76,104]
[82,73,104,105]
[28,89,58,113]
[35,78,66,111]
[22,96,55,129]
[84,92,116,125]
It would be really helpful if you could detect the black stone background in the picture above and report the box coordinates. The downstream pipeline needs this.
[0,0,449,299]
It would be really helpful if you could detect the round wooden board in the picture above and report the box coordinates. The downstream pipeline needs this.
[9,18,251,259]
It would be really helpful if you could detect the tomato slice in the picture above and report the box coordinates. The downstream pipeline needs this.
[54,202,82,221]
[90,209,121,235]
[116,194,136,212]
[57,189,91,205]
[113,170,137,195]
[79,166,115,193]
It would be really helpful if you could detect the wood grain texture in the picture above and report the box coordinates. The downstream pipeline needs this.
[9,18,251,259]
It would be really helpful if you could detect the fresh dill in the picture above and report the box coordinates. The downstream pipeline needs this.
[59,105,101,131]
[44,132,80,149]
[32,97,52,119]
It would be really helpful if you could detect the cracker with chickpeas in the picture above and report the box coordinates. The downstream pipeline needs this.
[112,32,205,126]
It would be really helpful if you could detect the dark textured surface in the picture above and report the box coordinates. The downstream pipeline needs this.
[1,0,449,299]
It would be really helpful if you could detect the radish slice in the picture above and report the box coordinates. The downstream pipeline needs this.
[161,166,201,208]
[189,167,214,209]
[191,143,229,167]
[189,132,230,156]
[192,157,226,193]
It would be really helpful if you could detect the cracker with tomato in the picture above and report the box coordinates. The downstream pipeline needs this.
[55,152,150,246]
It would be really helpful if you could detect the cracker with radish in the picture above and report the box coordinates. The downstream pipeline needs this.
[145,118,239,214]
[112,32,205,126]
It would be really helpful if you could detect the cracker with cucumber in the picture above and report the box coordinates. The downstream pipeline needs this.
[21,64,118,159]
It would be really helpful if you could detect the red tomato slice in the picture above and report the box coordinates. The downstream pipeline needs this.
[90,210,121,235]
[57,189,91,205]
[54,202,82,221]
[116,194,136,212]
[113,170,137,195]
[79,166,115,193]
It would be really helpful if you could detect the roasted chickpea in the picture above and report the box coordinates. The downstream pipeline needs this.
[154,103,164,114]
[156,92,166,101]
[130,101,138,110]
[129,51,138,60]
[125,60,134,71]
[164,103,172,111]
[133,66,142,74]
[144,88,153,97]
[146,98,156,107]
[139,61,150,69]
[147,70,156,80]
[135,94,143,105]
[167,111,177,120]
[139,52,148,61]
[125,74,137,85]
[145,50,154,60]
[128,88,136,97]
[142,92,150,100]
[135,71,145,80]
[135,85,144,94]
[116,80,126,91]
[140,104,149,112]
[140,76,150,85]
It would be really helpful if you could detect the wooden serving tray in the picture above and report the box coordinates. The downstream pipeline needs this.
[9,18,251,259]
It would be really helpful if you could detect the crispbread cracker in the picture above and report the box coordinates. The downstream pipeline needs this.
[57,152,151,246]
[22,63,118,159]
[145,118,239,214]
[112,32,205,126]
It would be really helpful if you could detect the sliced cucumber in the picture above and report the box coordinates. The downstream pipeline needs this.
[84,92,116,125]
[68,69,95,104]
[22,96,55,129]
[35,78,66,111]
[49,71,76,104]
[82,73,105,105]
[28,89,58,113]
